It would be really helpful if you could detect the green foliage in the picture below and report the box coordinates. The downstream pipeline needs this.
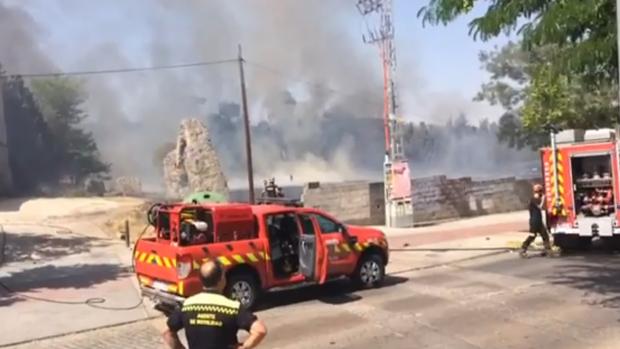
[522,66,618,130]
[30,78,110,182]
[475,40,618,149]
[418,0,618,83]
[1,65,108,194]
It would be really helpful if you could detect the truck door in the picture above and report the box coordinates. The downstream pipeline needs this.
[297,213,327,284]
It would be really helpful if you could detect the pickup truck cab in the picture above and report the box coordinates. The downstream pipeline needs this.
[134,202,389,310]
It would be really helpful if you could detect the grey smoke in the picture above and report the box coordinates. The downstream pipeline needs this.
[1,0,535,191]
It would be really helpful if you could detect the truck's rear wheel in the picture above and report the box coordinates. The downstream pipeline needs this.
[225,273,259,309]
[353,253,385,289]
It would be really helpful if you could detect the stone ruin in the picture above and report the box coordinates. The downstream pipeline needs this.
[163,118,229,199]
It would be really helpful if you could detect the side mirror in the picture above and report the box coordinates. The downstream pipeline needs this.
[337,224,347,234]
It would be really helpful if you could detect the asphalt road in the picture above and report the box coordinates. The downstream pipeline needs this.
[5,250,620,349]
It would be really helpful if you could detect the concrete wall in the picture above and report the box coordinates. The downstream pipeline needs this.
[302,176,540,225]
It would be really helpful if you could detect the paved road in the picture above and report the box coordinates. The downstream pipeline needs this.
[6,250,620,349]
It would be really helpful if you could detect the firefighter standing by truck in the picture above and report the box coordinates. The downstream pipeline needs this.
[520,184,552,257]
[163,259,268,349]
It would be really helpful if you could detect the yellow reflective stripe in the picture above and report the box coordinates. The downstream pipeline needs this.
[134,250,140,259]
[354,243,363,251]
[146,254,155,264]
[168,284,178,293]
[362,242,370,248]
[178,281,184,296]
[193,260,201,270]
[139,252,148,262]
[333,245,341,253]
[258,251,271,261]
[153,255,163,267]
[172,258,177,267]
[557,153,564,162]
[341,243,351,252]
[218,256,232,266]
[184,293,241,308]
[231,255,245,264]
[246,253,259,263]
[163,257,172,268]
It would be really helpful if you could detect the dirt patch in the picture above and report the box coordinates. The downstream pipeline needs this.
[98,201,156,242]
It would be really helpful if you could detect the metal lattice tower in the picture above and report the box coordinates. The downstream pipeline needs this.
[356,0,405,161]
[357,0,413,227]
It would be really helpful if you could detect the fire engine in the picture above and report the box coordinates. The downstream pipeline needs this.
[541,128,620,250]
[134,202,389,310]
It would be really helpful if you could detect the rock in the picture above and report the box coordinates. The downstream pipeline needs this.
[163,118,229,199]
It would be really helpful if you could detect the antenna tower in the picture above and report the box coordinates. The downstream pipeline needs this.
[356,0,413,227]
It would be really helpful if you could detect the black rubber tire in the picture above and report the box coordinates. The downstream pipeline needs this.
[225,273,260,310]
[352,253,385,289]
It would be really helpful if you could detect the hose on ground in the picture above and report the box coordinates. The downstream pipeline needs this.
[0,223,152,311]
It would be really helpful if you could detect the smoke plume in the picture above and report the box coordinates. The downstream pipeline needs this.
[1,0,535,192]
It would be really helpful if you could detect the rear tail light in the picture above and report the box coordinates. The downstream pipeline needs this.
[176,254,192,279]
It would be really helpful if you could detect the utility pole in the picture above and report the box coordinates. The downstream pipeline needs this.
[617,0,620,118]
[238,44,255,204]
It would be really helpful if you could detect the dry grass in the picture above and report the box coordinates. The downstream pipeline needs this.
[99,201,157,242]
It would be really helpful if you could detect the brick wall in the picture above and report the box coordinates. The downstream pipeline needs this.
[302,176,541,225]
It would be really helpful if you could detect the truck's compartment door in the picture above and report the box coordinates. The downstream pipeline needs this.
[298,214,327,283]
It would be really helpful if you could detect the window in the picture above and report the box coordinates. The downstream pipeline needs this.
[265,213,300,237]
[298,214,316,235]
[311,214,340,234]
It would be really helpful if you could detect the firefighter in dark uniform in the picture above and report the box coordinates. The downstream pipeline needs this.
[163,259,267,349]
[520,184,552,257]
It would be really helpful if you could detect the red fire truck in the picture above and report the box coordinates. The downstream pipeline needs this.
[134,202,389,310]
[541,128,620,250]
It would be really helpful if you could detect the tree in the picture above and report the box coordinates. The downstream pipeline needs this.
[475,41,617,148]
[30,78,109,182]
[1,71,55,193]
[418,0,617,84]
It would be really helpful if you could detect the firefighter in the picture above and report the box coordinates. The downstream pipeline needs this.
[520,184,552,257]
[163,259,267,349]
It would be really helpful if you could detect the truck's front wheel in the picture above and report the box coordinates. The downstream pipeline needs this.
[225,273,259,309]
[353,253,385,289]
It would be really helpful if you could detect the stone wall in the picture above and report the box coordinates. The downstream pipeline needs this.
[301,181,374,225]
[302,176,540,225]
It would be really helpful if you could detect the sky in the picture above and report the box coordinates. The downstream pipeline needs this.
[4,0,514,124]
[0,0,531,186]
